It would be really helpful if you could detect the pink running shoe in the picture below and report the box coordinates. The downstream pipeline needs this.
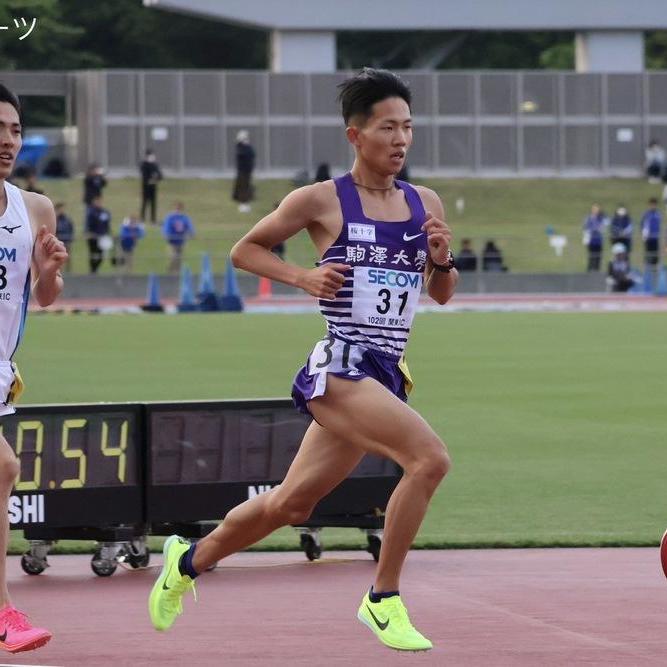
[0,606,52,653]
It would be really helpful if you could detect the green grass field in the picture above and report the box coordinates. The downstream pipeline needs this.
[37,176,663,275]
[8,310,667,554]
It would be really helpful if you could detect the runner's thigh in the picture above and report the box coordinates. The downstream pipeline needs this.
[274,420,366,504]
[308,375,447,471]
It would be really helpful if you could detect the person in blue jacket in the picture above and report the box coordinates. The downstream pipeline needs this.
[582,204,608,271]
[640,197,662,267]
[162,201,195,273]
[85,195,111,274]
[118,213,145,273]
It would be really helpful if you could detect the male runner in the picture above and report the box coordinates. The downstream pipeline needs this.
[0,83,68,653]
[149,68,458,652]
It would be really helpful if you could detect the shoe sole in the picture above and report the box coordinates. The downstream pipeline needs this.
[357,611,432,652]
[149,535,182,631]
[2,633,52,654]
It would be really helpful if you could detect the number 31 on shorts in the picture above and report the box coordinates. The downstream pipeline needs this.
[308,337,364,375]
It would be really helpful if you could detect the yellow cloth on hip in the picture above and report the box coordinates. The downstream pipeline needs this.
[398,355,414,396]
[7,362,25,405]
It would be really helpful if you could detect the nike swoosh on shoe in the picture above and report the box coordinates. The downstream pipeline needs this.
[162,564,173,590]
[366,605,389,631]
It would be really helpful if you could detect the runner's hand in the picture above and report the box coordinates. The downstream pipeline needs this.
[33,225,68,274]
[422,211,452,266]
[297,263,351,300]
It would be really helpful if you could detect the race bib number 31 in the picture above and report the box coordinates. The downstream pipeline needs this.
[351,267,421,328]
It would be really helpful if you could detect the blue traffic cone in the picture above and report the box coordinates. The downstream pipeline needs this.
[628,271,644,294]
[642,268,654,294]
[198,253,216,295]
[177,266,198,312]
[141,273,164,312]
[219,256,244,312]
[198,253,220,312]
[655,266,667,297]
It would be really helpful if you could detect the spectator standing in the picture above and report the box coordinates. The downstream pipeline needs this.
[85,195,111,274]
[24,171,44,195]
[482,240,507,272]
[162,201,195,273]
[119,214,145,273]
[232,130,255,213]
[83,163,106,211]
[645,140,666,183]
[607,243,636,292]
[455,238,478,272]
[314,163,331,183]
[640,197,662,267]
[609,205,633,255]
[140,148,163,224]
[54,202,74,272]
[582,204,608,271]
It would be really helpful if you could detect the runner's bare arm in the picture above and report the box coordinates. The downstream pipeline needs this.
[25,193,67,307]
[416,187,458,305]
[231,185,350,300]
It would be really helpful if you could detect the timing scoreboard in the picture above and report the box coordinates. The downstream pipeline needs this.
[1,404,143,529]
[146,400,400,524]
[3,400,401,533]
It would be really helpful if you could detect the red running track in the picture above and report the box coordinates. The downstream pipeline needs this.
[3,548,666,666]
[29,292,667,314]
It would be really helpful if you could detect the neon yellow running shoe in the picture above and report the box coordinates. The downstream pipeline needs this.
[149,535,197,631]
[357,591,433,651]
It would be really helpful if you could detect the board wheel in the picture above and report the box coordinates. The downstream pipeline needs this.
[91,550,118,577]
[21,553,46,575]
[300,533,322,561]
[367,534,382,562]
[126,546,150,569]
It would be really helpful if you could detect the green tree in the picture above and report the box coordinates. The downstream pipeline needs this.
[0,0,87,70]
[646,31,667,69]
[337,31,575,70]
[539,42,574,70]
[59,0,267,69]
[0,0,267,71]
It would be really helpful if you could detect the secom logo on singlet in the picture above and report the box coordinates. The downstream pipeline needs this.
[368,268,420,288]
[0,247,17,262]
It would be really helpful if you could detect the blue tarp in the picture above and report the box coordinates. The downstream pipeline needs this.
[17,135,49,168]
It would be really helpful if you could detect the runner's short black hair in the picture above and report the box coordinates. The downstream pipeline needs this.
[0,83,21,120]
[338,68,411,125]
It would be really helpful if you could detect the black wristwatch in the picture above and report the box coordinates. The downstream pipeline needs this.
[432,250,455,273]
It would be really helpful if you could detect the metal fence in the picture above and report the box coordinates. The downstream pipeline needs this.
[80,69,667,178]
[4,70,667,177]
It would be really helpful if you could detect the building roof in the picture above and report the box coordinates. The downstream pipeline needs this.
[145,0,667,31]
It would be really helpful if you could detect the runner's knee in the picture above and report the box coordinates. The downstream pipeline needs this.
[423,448,450,485]
[266,490,314,526]
[0,451,19,487]
[406,441,450,487]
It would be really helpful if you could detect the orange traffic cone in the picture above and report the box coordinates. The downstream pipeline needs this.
[258,276,272,298]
